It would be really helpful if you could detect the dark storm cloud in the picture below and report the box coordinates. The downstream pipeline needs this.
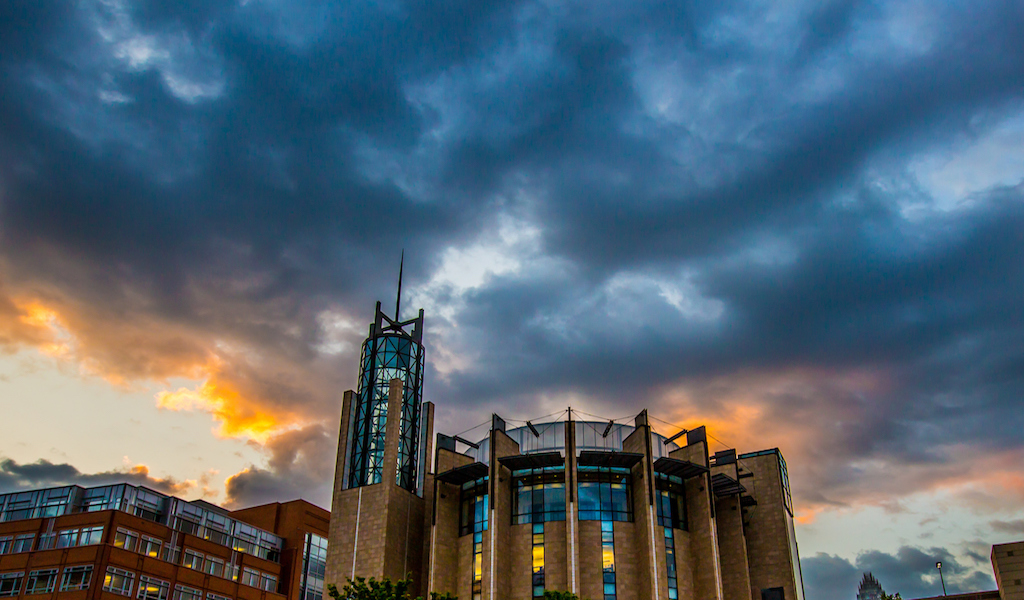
[802,546,997,600]
[1,0,1024,543]
[0,458,194,496]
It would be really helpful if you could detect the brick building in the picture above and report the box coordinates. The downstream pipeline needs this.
[0,483,328,600]
[325,295,806,600]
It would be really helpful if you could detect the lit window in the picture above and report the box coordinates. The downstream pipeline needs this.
[601,521,616,600]
[136,575,170,600]
[472,531,483,600]
[0,572,24,597]
[103,567,135,596]
[80,525,104,545]
[25,569,58,595]
[139,536,162,558]
[173,584,202,600]
[60,565,93,592]
[512,467,567,524]
[115,528,139,552]
[12,534,33,553]
[532,523,545,598]
[182,549,204,570]
[0,537,11,554]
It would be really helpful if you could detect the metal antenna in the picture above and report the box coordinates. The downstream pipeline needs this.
[395,249,404,319]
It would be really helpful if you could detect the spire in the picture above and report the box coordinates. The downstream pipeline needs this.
[396,249,404,320]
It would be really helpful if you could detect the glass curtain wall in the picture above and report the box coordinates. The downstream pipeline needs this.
[601,521,616,600]
[299,533,327,600]
[578,467,631,522]
[348,332,425,491]
[532,524,544,598]
[460,478,489,537]
[655,474,687,530]
[512,468,566,524]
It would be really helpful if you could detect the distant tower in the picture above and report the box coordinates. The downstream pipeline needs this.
[326,256,434,596]
[858,572,885,600]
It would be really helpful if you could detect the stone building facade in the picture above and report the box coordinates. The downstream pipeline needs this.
[325,300,806,600]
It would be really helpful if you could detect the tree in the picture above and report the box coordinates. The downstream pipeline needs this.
[881,593,903,600]
[543,592,589,600]
[327,577,456,600]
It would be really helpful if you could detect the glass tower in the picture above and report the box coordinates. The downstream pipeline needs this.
[347,299,425,492]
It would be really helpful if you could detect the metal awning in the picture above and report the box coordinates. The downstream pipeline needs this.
[653,456,709,479]
[711,473,747,497]
[577,451,643,469]
[436,462,489,485]
[498,452,564,472]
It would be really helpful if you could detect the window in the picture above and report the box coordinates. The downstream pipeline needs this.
[761,588,785,600]
[115,528,139,552]
[139,536,162,558]
[25,569,58,595]
[207,594,232,600]
[174,585,202,600]
[664,528,678,600]
[182,549,204,570]
[0,537,10,554]
[80,525,104,545]
[656,475,687,530]
[57,528,80,548]
[61,565,93,592]
[260,573,278,593]
[38,532,56,550]
[241,568,261,587]
[12,534,33,553]
[578,467,632,522]
[0,572,24,597]
[299,532,327,600]
[137,575,170,600]
[460,477,489,536]
[104,567,135,596]
[512,467,566,524]
[601,522,615,600]
[532,523,544,598]
[203,556,225,578]
[472,531,483,600]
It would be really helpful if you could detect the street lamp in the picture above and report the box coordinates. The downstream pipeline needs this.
[936,561,947,597]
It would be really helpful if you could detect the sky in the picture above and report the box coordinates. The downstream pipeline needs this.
[1,1,1023,598]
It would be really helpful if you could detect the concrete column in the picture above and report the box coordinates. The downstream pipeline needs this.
[382,378,404,487]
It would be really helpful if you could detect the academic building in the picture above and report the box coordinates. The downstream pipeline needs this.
[0,483,328,600]
[325,295,807,600]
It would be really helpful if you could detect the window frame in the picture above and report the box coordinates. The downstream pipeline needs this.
[60,565,94,592]
[25,568,58,595]
[103,567,136,597]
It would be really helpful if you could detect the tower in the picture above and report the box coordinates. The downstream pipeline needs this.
[325,260,434,596]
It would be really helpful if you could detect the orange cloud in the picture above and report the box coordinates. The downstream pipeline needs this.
[0,281,338,446]
[157,376,293,443]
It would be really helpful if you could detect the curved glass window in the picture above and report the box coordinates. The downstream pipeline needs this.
[513,468,566,525]
[656,474,687,530]
[460,478,489,537]
[578,467,631,522]
[348,333,425,491]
